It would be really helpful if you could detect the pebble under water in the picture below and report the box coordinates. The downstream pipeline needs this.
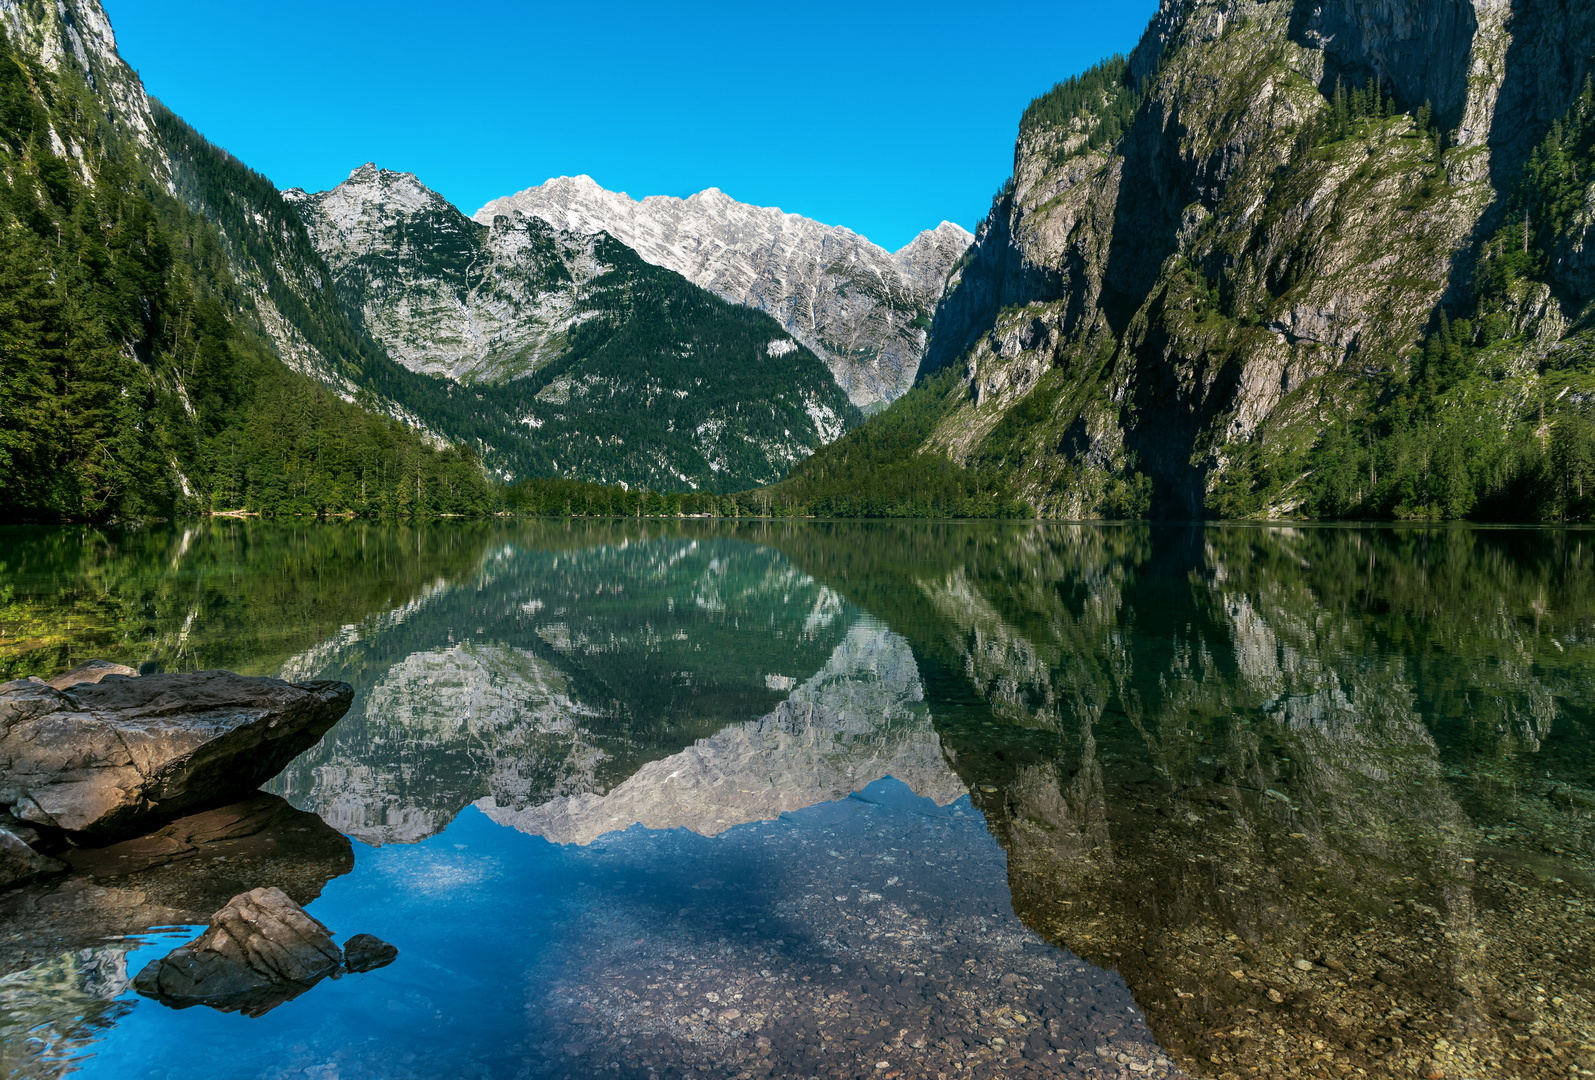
[39,779,1179,1080]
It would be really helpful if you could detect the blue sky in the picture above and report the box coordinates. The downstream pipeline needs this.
[109,1,1158,251]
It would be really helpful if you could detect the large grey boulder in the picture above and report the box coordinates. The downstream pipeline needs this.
[0,671,353,842]
[132,886,344,1016]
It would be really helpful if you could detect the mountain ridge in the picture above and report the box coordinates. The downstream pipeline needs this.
[476,175,971,411]
[282,162,863,491]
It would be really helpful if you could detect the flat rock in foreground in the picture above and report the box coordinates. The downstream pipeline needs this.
[0,671,353,842]
[132,886,343,1016]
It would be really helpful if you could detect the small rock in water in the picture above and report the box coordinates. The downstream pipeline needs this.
[132,886,343,1016]
[343,933,399,973]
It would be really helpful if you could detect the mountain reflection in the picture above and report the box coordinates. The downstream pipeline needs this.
[483,620,965,844]
[272,531,875,845]
[263,519,1592,1078]
[768,523,1595,1079]
[9,521,1588,1079]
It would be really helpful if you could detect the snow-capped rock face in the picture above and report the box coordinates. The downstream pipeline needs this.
[286,165,611,383]
[284,164,862,488]
[475,176,972,410]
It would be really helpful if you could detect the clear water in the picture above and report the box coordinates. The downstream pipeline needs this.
[0,521,1591,1080]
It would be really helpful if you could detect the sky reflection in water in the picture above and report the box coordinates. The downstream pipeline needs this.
[0,521,1590,1080]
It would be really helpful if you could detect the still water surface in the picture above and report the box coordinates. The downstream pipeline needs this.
[0,521,1590,1080]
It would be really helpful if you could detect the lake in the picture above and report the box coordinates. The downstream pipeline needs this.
[0,521,1590,1080]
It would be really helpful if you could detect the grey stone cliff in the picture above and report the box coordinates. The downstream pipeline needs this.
[476,176,972,410]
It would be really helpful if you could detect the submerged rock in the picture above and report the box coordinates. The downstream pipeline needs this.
[0,824,65,889]
[342,933,398,973]
[132,887,343,1016]
[0,671,353,842]
[60,792,354,886]
[0,793,354,979]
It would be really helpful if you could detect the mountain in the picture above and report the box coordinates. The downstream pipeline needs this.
[476,176,972,412]
[777,0,1595,522]
[0,0,866,510]
[283,165,861,490]
[0,0,497,520]
[284,165,606,385]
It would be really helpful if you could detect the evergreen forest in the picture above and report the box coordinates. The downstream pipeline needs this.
[0,26,498,521]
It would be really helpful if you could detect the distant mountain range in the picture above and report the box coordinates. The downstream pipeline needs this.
[10,0,1589,523]
[280,164,860,489]
[0,0,966,513]
[478,176,971,411]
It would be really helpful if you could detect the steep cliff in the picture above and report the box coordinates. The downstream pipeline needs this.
[806,0,1595,520]
[477,176,972,411]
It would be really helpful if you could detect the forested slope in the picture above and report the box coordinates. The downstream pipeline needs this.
[0,24,496,520]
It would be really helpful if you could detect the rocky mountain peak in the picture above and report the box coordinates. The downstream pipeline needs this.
[287,165,602,384]
[474,177,971,410]
[285,164,458,257]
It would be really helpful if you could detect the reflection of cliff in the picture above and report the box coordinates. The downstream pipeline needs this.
[480,621,964,844]
[294,644,608,845]
[772,523,1595,1080]
[274,530,863,845]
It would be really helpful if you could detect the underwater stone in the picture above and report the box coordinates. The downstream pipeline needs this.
[342,933,398,973]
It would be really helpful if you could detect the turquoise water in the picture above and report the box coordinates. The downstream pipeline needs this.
[1,521,1591,1080]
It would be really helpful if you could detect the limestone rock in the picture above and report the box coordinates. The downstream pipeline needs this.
[0,824,66,889]
[132,886,342,1016]
[475,175,972,410]
[0,671,353,841]
[342,933,398,973]
[45,660,139,690]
